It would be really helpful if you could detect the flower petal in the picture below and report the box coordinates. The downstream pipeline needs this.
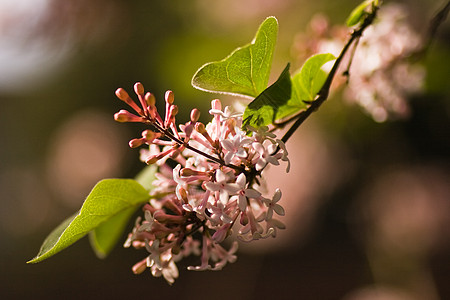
[238,194,247,211]
[244,188,261,199]
[273,204,285,216]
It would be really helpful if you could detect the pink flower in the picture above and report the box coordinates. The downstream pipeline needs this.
[221,134,252,165]
[262,188,285,220]
[232,173,261,211]
[204,169,240,205]
[115,83,289,283]
[253,141,280,171]
[210,241,238,270]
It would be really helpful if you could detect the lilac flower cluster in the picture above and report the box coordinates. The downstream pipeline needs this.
[293,4,425,122]
[114,82,289,283]
[341,4,425,122]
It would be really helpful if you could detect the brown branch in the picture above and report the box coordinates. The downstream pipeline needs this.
[280,3,380,144]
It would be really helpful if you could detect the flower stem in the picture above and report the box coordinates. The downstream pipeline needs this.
[147,118,243,172]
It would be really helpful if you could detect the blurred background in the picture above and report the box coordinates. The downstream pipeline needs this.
[0,0,449,299]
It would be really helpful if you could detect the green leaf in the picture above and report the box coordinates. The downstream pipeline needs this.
[89,206,138,258]
[134,165,158,191]
[346,0,373,27]
[243,63,292,128]
[192,16,278,98]
[291,53,336,104]
[270,54,335,122]
[242,54,336,129]
[28,179,150,263]
[88,165,157,258]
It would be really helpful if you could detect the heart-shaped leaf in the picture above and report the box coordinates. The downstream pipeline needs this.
[291,53,336,104]
[243,63,291,128]
[28,179,150,263]
[192,16,278,98]
[88,165,157,258]
[242,54,336,129]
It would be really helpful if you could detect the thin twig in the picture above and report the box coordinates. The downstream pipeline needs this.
[148,118,243,172]
[342,36,361,84]
[413,1,450,60]
[280,4,380,144]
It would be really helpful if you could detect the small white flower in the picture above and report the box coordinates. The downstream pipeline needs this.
[247,125,276,143]
[145,239,162,269]
[276,139,290,173]
[221,134,251,165]
[253,141,280,171]
[149,250,179,285]
[211,241,238,270]
[209,105,242,120]
[265,218,286,238]
[262,188,285,220]
[204,169,240,204]
[230,173,261,211]
[207,201,233,225]
[138,210,154,232]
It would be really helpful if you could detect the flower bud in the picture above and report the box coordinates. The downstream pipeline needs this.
[195,122,215,146]
[114,110,144,123]
[177,186,188,202]
[115,88,143,115]
[129,138,144,148]
[190,108,200,122]
[145,92,156,106]
[134,82,145,95]
[145,155,159,165]
[142,130,157,142]
[195,122,206,134]
[211,99,222,110]
[132,259,147,274]
[183,123,194,141]
[115,88,130,101]
[134,82,148,114]
[169,105,178,117]
[165,90,174,104]
[180,168,198,176]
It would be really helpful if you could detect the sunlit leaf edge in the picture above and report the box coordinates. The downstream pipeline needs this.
[88,206,138,258]
[242,63,292,128]
[27,179,150,264]
[191,16,278,98]
[88,165,157,258]
[291,53,336,104]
